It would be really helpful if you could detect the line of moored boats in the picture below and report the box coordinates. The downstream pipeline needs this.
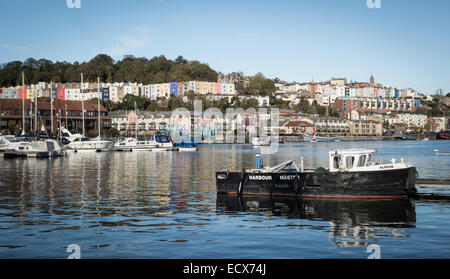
[0,128,198,158]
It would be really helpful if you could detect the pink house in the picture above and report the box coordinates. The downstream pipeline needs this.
[177,82,184,96]
[127,111,138,130]
[214,82,221,95]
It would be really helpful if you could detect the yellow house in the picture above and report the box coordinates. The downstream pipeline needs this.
[155,84,165,99]
[27,87,35,100]
[163,83,170,98]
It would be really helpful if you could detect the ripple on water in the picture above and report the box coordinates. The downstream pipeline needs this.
[1,142,450,258]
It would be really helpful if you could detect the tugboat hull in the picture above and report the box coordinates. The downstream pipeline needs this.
[216,167,417,199]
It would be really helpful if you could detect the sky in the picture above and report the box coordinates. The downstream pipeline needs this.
[0,0,449,94]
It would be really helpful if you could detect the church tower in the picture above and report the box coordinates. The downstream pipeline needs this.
[370,75,374,84]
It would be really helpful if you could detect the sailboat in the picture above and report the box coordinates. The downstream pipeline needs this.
[173,113,199,151]
[60,75,113,152]
[3,72,66,157]
[114,101,157,151]
[303,98,337,142]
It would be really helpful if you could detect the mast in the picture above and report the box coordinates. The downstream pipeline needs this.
[65,102,68,129]
[81,73,85,136]
[97,77,101,139]
[0,100,2,134]
[326,99,329,138]
[34,85,38,134]
[58,109,62,139]
[134,101,138,140]
[22,72,25,134]
[50,81,53,135]
[29,97,33,134]
[312,105,316,141]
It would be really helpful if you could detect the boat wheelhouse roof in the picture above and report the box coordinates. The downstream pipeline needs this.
[329,149,377,156]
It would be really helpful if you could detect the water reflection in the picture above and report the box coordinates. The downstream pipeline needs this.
[1,140,449,258]
[217,195,416,247]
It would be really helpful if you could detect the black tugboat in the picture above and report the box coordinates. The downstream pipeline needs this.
[216,149,417,199]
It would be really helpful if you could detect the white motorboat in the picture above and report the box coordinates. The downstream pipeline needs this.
[0,135,29,153]
[3,139,67,158]
[434,149,450,155]
[251,137,270,146]
[178,147,198,152]
[149,134,174,151]
[303,134,338,142]
[114,137,156,151]
[60,127,113,152]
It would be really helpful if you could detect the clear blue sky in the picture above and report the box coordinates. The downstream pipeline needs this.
[1,0,449,94]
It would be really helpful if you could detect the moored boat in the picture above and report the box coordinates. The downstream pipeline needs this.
[3,139,67,158]
[251,137,271,146]
[303,134,338,142]
[437,132,450,140]
[61,127,113,152]
[216,149,417,199]
[149,134,174,151]
[0,135,30,153]
[174,139,198,152]
[434,149,450,155]
[114,137,156,151]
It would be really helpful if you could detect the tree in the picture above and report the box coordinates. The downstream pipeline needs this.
[0,54,219,87]
[119,94,150,111]
[8,120,17,135]
[175,55,187,65]
[245,73,276,96]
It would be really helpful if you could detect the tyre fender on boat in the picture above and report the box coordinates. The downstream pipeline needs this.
[237,169,246,196]
[293,175,302,193]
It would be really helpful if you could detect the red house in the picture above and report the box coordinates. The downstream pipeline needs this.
[18,89,27,99]
[177,82,184,96]
[57,88,65,100]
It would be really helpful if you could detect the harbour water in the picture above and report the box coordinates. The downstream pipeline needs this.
[0,140,450,259]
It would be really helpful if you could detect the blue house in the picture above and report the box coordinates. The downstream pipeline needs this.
[170,82,178,97]
[102,88,110,101]
[52,88,57,100]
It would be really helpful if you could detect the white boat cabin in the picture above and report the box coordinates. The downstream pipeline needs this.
[328,149,411,172]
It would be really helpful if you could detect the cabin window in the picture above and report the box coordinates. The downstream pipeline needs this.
[358,155,367,167]
[345,156,355,168]
[333,156,341,169]
[47,142,55,151]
